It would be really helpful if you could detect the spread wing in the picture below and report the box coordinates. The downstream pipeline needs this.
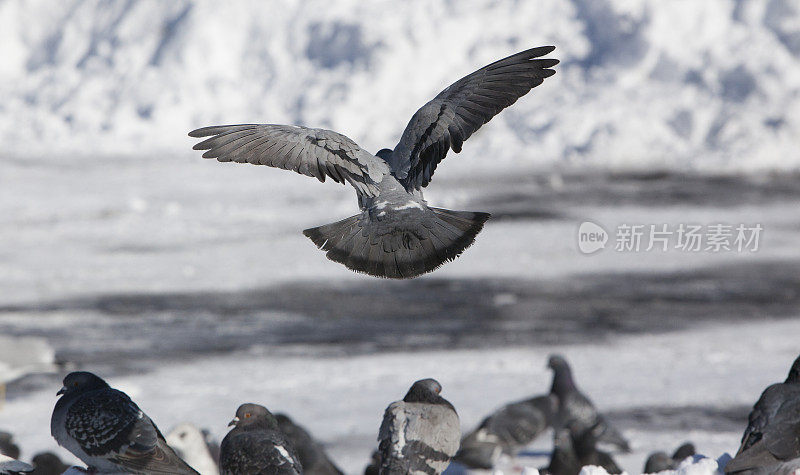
[390,46,558,190]
[66,390,197,474]
[189,124,390,197]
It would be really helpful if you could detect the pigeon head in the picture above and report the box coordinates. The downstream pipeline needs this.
[644,452,673,473]
[403,378,444,403]
[228,403,278,430]
[376,148,393,161]
[547,354,576,397]
[671,442,696,461]
[57,371,110,397]
[785,354,800,383]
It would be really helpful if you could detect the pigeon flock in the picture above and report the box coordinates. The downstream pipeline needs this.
[2,353,800,474]
[189,46,558,279]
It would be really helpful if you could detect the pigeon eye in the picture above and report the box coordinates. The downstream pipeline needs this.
[244,413,251,418]
[73,382,79,387]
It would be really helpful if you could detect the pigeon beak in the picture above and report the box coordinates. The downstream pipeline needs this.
[56,386,66,396]
[228,417,239,427]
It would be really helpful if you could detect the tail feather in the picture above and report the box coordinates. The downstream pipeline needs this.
[303,206,490,279]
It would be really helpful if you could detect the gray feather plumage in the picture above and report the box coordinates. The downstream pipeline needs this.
[220,404,302,475]
[456,394,556,468]
[377,379,460,475]
[276,414,343,475]
[189,46,558,279]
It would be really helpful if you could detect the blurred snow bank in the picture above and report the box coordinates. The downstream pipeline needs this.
[575,453,731,474]
[1,0,799,172]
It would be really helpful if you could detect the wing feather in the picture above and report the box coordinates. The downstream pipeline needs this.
[189,124,389,197]
[390,46,558,190]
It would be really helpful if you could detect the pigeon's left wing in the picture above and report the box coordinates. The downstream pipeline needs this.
[189,125,389,197]
[65,390,197,474]
[390,46,558,190]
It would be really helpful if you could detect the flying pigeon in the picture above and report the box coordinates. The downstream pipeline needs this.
[275,414,343,475]
[30,452,70,475]
[377,378,460,475]
[189,46,559,279]
[220,403,302,475]
[547,354,631,453]
[0,455,32,475]
[50,371,199,474]
[456,394,556,468]
[643,443,696,473]
[166,423,220,475]
[736,354,800,455]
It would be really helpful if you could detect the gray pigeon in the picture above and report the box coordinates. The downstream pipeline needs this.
[0,455,32,475]
[0,433,20,460]
[548,354,631,453]
[571,421,622,474]
[275,414,343,475]
[643,443,696,473]
[50,371,198,474]
[377,378,460,475]
[189,46,559,279]
[220,403,302,475]
[30,452,69,475]
[455,394,556,468]
[736,355,800,455]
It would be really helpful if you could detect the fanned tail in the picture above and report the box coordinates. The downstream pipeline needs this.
[303,207,490,279]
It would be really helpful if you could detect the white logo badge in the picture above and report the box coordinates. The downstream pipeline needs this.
[577,221,608,254]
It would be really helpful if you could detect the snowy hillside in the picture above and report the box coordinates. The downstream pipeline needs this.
[1,0,799,171]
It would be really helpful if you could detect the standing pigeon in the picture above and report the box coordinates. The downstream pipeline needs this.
[377,378,460,474]
[725,355,800,474]
[50,371,198,474]
[0,455,32,475]
[547,355,631,453]
[220,403,302,475]
[189,46,559,279]
[542,429,581,475]
[275,413,343,475]
[643,443,696,473]
[30,452,70,475]
[736,354,800,455]
[456,394,556,468]
[725,396,800,474]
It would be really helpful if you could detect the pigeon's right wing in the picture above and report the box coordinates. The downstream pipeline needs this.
[483,397,552,448]
[189,124,390,197]
[389,46,558,190]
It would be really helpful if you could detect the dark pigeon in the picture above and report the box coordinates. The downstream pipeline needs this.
[377,378,460,474]
[363,449,381,475]
[276,413,343,475]
[189,46,558,279]
[644,443,696,473]
[220,403,302,475]
[548,354,631,453]
[737,355,800,455]
[572,421,622,474]
[726,355,800,474]
[456,394,556,468]
[542,428,582,475]
[50,371,198,474]
[30,452,69,475]
[0,433,20,460]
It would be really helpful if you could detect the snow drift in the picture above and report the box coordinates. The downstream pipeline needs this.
[1,0,799,172]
